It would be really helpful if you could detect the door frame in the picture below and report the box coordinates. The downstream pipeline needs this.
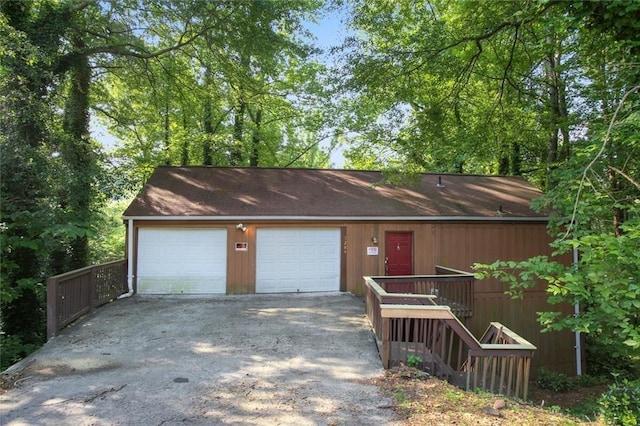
[384,231,414,276]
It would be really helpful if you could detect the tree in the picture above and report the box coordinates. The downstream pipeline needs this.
[1,0,73,367]
[341,0,639,372]
[96,0,332,187]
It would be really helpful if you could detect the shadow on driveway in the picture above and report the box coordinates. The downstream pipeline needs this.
[1,293,400,425]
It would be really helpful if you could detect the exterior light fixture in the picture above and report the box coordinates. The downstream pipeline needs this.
[236,223,247,232]
[371,237,378,245]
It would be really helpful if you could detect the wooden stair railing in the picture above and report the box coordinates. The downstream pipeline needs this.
[378,304,536,399]
[365,274,536,400]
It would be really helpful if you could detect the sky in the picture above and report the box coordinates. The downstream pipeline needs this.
[302,8,352,168]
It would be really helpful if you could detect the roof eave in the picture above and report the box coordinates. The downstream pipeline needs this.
[122,215,548,222]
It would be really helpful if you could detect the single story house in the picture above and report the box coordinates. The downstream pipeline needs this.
[123,166,577,374]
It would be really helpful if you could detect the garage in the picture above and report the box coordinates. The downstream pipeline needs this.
[137,228,227,294]
[256,228,341,293]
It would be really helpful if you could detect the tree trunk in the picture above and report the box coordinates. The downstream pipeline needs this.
[203,94,214,165]
[510,142,521,176]
[545,50,560,167]
[498,146,510,175]
[61,38,94,270]
[181,112,189,165]
[249,107,262,167]
[558,79,571,160]
[163,100,171,165]
[231,96,245,165]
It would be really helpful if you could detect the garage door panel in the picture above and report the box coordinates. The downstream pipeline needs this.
[256,228,340,293]
[137,228,227,294]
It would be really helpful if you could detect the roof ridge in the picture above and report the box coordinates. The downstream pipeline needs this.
[153,165,529,180]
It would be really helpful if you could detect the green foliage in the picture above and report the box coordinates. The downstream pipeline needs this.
[339,0,577,178]
[393,385,408,408]
[0,0,331,371]
[563,398,602,423]
[535,368,575,393]
[88,195,134,264]
[406,354,422,369]
[98,0,331,182]
[535,369,614,421]
[585,337,639,379]
[475,209,640,357]
[0,334,41,371]
[598,379,640,426]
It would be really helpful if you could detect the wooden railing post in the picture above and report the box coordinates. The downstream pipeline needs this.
[523,357,531,400]
[46,277,58,340]
[89,265,97,310]
[381,317,390,368]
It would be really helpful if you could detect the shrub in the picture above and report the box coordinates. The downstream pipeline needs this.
[585,337,636,379]
[0,334,39,371]
[535,368,575,392]
[598,379,640,426]
[575,374,608,387]
[406,354,422,369]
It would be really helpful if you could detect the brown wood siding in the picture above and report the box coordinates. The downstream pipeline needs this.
[132,220,564,296]
[131,219,576,375]
[472,291,576,375]
[430,222,575,375]
[227,224,255,294]
[344,222,435,294]
[432,222,563,293]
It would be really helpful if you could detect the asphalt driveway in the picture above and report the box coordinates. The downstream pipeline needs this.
[0,293,399,425]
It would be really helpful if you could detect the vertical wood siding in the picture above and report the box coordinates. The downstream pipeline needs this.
[132,219,576,375]
[227,224,256,294]
[429,222,576,375]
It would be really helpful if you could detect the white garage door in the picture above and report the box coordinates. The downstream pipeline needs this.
[256,228,341,293]
[137,228,227,294]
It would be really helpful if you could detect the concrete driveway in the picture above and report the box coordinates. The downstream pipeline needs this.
[1,293,399,425]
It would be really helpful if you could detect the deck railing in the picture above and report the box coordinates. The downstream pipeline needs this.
[372,265,475,319]
[47,259,128,339]
[364,269,536,400]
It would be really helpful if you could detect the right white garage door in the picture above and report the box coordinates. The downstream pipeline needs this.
[256,228,341,293]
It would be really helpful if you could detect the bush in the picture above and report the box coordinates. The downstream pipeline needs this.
[598,379,640,426]
[585,337,637,379]
[406,354,422,369]
[575,374,608,387]
[535,368,575,392]
[0,334,39,371]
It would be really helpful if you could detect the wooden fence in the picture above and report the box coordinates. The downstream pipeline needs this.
[364,269,536,400]
[47,259,128,339]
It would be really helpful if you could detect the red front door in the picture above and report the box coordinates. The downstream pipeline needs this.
[385,232,413,276]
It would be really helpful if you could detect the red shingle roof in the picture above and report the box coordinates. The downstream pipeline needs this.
[123,166,546,220]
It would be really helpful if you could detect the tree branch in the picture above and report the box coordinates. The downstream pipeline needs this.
[610,166,640,191]
[563,85,640,239]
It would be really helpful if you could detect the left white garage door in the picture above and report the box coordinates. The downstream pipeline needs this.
[137,228,227,294]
